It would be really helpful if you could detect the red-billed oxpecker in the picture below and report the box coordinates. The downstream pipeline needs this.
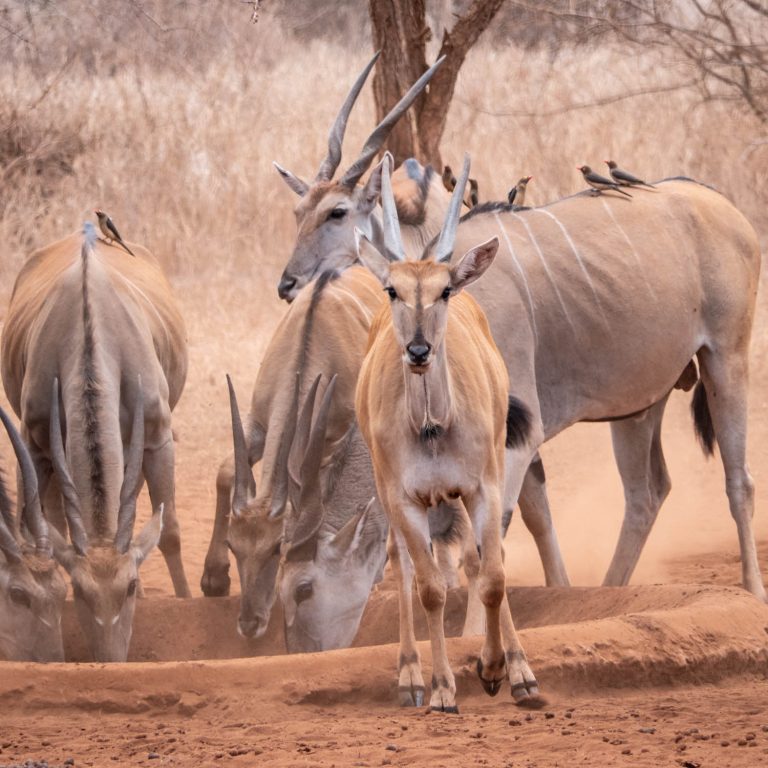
[577,165,632,197]
[605,160,656,189]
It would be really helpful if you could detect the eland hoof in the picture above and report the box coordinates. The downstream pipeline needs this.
[477,657,505,697]
[398,685,425,708]
[200,566,231,597]
[429,704,459,714]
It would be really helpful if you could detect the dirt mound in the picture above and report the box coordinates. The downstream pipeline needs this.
[20,584,767,716]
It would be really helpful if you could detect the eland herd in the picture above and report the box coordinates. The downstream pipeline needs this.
[0,53,764,713]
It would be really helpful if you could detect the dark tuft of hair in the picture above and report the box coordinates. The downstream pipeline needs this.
[506,396,532,449]
[428,501,462,544]
[420,422,444,442]
[691,380,716,457]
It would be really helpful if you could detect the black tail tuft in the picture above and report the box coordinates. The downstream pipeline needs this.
[506,396,532,449]
[691,380,716,457]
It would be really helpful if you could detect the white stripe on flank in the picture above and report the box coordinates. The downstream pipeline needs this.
[331,285,375,323]
[493,212,538,341]
[509,211,576,334]
[600,199,657,300]
[113,271,167,328]
[534,209,607,325]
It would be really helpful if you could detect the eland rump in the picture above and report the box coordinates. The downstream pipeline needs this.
[1,223,191,661]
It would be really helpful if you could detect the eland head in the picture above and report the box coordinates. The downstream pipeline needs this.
[0,406,67,662]
[356,155,499,375]
[47,377,162,662]
[275,53,444,301]
[279,374,386,653]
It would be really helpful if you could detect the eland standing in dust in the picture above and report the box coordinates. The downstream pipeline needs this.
[355,156,540,712]
[1,222,191,661]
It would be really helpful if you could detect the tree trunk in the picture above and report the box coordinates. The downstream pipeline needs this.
[369,0,506,170]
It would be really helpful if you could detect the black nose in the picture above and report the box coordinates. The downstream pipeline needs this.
[238,616,264,638]
[278,274,297,301]
[406,342,432,365]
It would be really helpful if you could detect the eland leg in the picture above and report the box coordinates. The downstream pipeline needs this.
[603,396,671,586]
[515,455,570,586]
[463,484,509,699]
[393,499,458,713]
[697,351,766,601]
[387,527,425,708]
[459,510,486,637]
[143,434,190,597]
[201,455,234,596]
[498,448,542,704]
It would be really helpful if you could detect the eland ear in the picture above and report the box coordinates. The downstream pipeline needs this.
[354,229,391,286]
[449,237,499,292]
[131,504,164,565]
[330,498,379,559]
[360,153,391,213]
[273,162,310,197]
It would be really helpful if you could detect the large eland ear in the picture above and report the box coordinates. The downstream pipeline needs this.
[354,228,390,286]
[359,153,390,213]
[329,498,380,560]
[449,237,499,292]
[273,162,310,197]
[49,525,78,573]
[131,504,164,566]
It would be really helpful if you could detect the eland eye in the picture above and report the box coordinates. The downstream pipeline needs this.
[9,586,31,609]
[441,286,452,301]
[127,579,137,598]
[328,207,347,221]
[385,286,398,301]
[295,581,313,604]
[272,541,282,556]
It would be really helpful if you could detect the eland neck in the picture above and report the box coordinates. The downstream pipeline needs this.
[403,340,454,442]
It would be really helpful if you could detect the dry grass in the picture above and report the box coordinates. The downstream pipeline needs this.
[1,4,768,592]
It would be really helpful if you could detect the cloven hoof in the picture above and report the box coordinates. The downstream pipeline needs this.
[476,658,504,697]
[513,689,547,710]
[398,685,425,708]
[429,704,459,715]
[200,569,231,597]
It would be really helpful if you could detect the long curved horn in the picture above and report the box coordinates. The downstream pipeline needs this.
[114,377,145,553]
[50,378,89,555]
[227,375,255,517]
[316,51,380,183]
[287,375,338,553]
[298,374,337,512]
[435,153,470,264]
[0,505,22,565]
[0,405,50,556]
[339,56,446,189]
[379,153,406,262]
[267,371,301,519]
[287,374,322,508]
